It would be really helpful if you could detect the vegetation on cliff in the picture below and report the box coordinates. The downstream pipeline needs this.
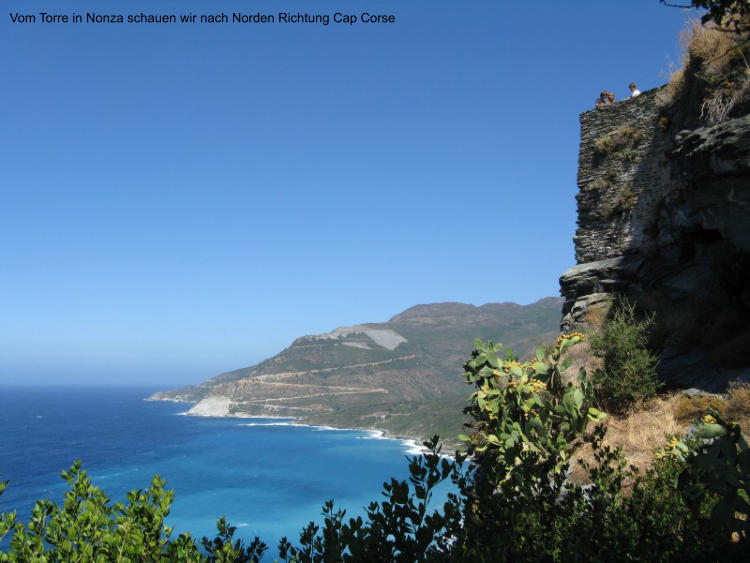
[2,334,749,561]
[589,301,660,413]
[563,0,750,394]
[659,5,750,123]
[649,6,750,381]
[150,299,562,446]
[3,3,749,560]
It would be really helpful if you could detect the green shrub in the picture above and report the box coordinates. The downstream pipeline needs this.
[3,337,748,560]
[0,462,265,562]
[605,168,619,181]
[451,337,737,560]
[584,177,609,192]
[684,410,750,539]
[621,147,640,162]
[594,134,615,154]
[599,188,638,221]
[593,127,645,156]
[617,187,637,211]
[590,301,660,413]
[458,333,604,478]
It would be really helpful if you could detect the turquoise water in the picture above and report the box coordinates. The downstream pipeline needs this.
[0,387,446,549]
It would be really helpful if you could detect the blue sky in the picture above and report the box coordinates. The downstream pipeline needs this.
[1,1,694,385]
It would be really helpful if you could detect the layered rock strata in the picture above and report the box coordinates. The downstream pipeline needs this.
[560,87,750,391]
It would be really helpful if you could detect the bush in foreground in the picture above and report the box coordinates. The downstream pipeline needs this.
[1,336,748,561]
[589,300,660,413]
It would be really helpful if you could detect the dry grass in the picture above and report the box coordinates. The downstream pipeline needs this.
[560,340,601,385]
[583,300,612,328]
[701,71,750,123]
[584,177,609,192]
[569,395,686,482]
[613,126,645,145]
[726,382,750,430]
[593,127,644,155]
[684,20,745,75]
[674,393,724,420]
[601,395,689,468]
[600,190,635,221]
[658,18,750,118]
[674,382,750,435]
[616,187,637,211]
[593,135,615,155]
[657,66,686,107]
[570,386,750,483]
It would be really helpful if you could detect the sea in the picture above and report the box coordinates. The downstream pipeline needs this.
[0,386,448,551]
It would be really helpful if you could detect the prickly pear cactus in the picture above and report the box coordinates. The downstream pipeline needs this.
[682,411,750,538]
[458,333,605,481]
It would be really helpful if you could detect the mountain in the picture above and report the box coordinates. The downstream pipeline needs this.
[149,298,562,441]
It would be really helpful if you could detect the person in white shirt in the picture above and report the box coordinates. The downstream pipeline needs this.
[629,82,641,97]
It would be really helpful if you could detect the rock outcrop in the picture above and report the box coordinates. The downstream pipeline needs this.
[560,82,750,391]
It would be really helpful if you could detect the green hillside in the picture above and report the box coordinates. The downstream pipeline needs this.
[149,298,562,443]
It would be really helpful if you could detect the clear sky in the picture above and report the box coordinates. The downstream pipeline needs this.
[1,1,695,385]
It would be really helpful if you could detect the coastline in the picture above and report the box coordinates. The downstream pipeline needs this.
[150,395,450,457]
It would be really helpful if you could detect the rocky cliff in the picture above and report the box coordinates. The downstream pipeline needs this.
[560,76,750,391]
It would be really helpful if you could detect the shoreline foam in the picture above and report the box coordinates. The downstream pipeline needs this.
[156,395,452,457]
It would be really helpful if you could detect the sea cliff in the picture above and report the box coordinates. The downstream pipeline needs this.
[560,67,750,391]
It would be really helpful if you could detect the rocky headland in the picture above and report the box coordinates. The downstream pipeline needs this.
[149,298,562,444]
[560,64,750,392]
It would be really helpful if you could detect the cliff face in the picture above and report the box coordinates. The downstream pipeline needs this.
[560,85,750,391]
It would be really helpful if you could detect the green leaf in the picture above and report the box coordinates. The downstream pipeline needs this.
[562,392,580,416]
[695,423,729,440]
[486,347,498,367]
[479,366,495,378]
[573,388,584,410]
[536,346,545,361]
[457,434,470,442]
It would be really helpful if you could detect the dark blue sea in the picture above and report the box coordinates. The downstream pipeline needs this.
[0,387,444,550]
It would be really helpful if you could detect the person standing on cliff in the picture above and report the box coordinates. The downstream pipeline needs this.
[596,91,610,107]
[629,82,641,97]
